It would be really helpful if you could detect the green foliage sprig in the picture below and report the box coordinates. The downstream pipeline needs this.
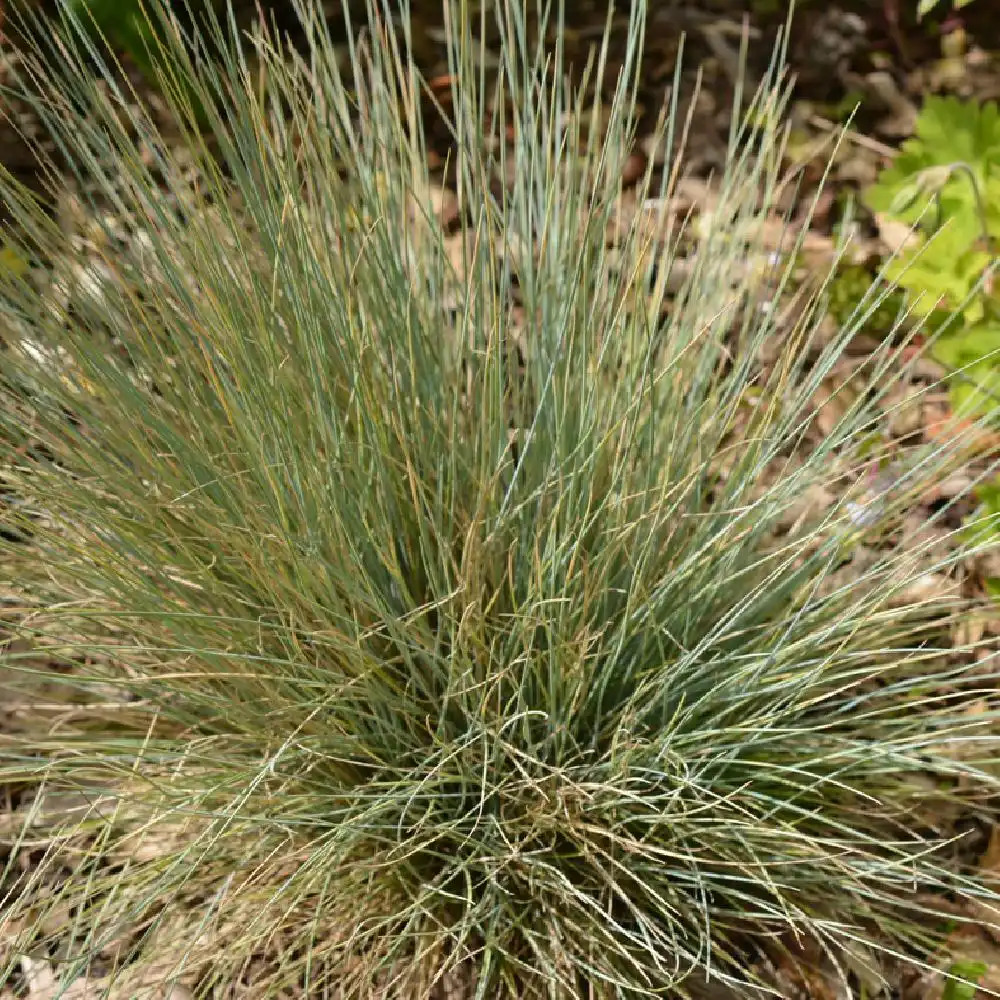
[918,0,978,19]
[65,0,161,78]
[866,96,1000,421]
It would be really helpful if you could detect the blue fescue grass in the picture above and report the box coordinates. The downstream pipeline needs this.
[1,1,1000,997]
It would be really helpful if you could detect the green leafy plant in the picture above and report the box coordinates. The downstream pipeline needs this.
[65,0,161,78]
[826,262,906,333]
[866,96,1000,421]
[1,1,999,998]
[918,0,978,19]
[943,960,989,1000]
[865,97,1000,314]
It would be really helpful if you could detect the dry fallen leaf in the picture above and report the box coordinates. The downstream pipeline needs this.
[762,933,852,1000]
[887,571,958,608]
[19,957,56,999]
[952,615,986,651]
[811,371,866,437]
[409,179,460,229]
[874,211,919,256]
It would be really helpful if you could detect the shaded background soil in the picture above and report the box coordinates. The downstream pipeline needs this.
[4,0,1000,199]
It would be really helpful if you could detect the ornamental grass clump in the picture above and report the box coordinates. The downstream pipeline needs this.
[1,1,1000,997]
